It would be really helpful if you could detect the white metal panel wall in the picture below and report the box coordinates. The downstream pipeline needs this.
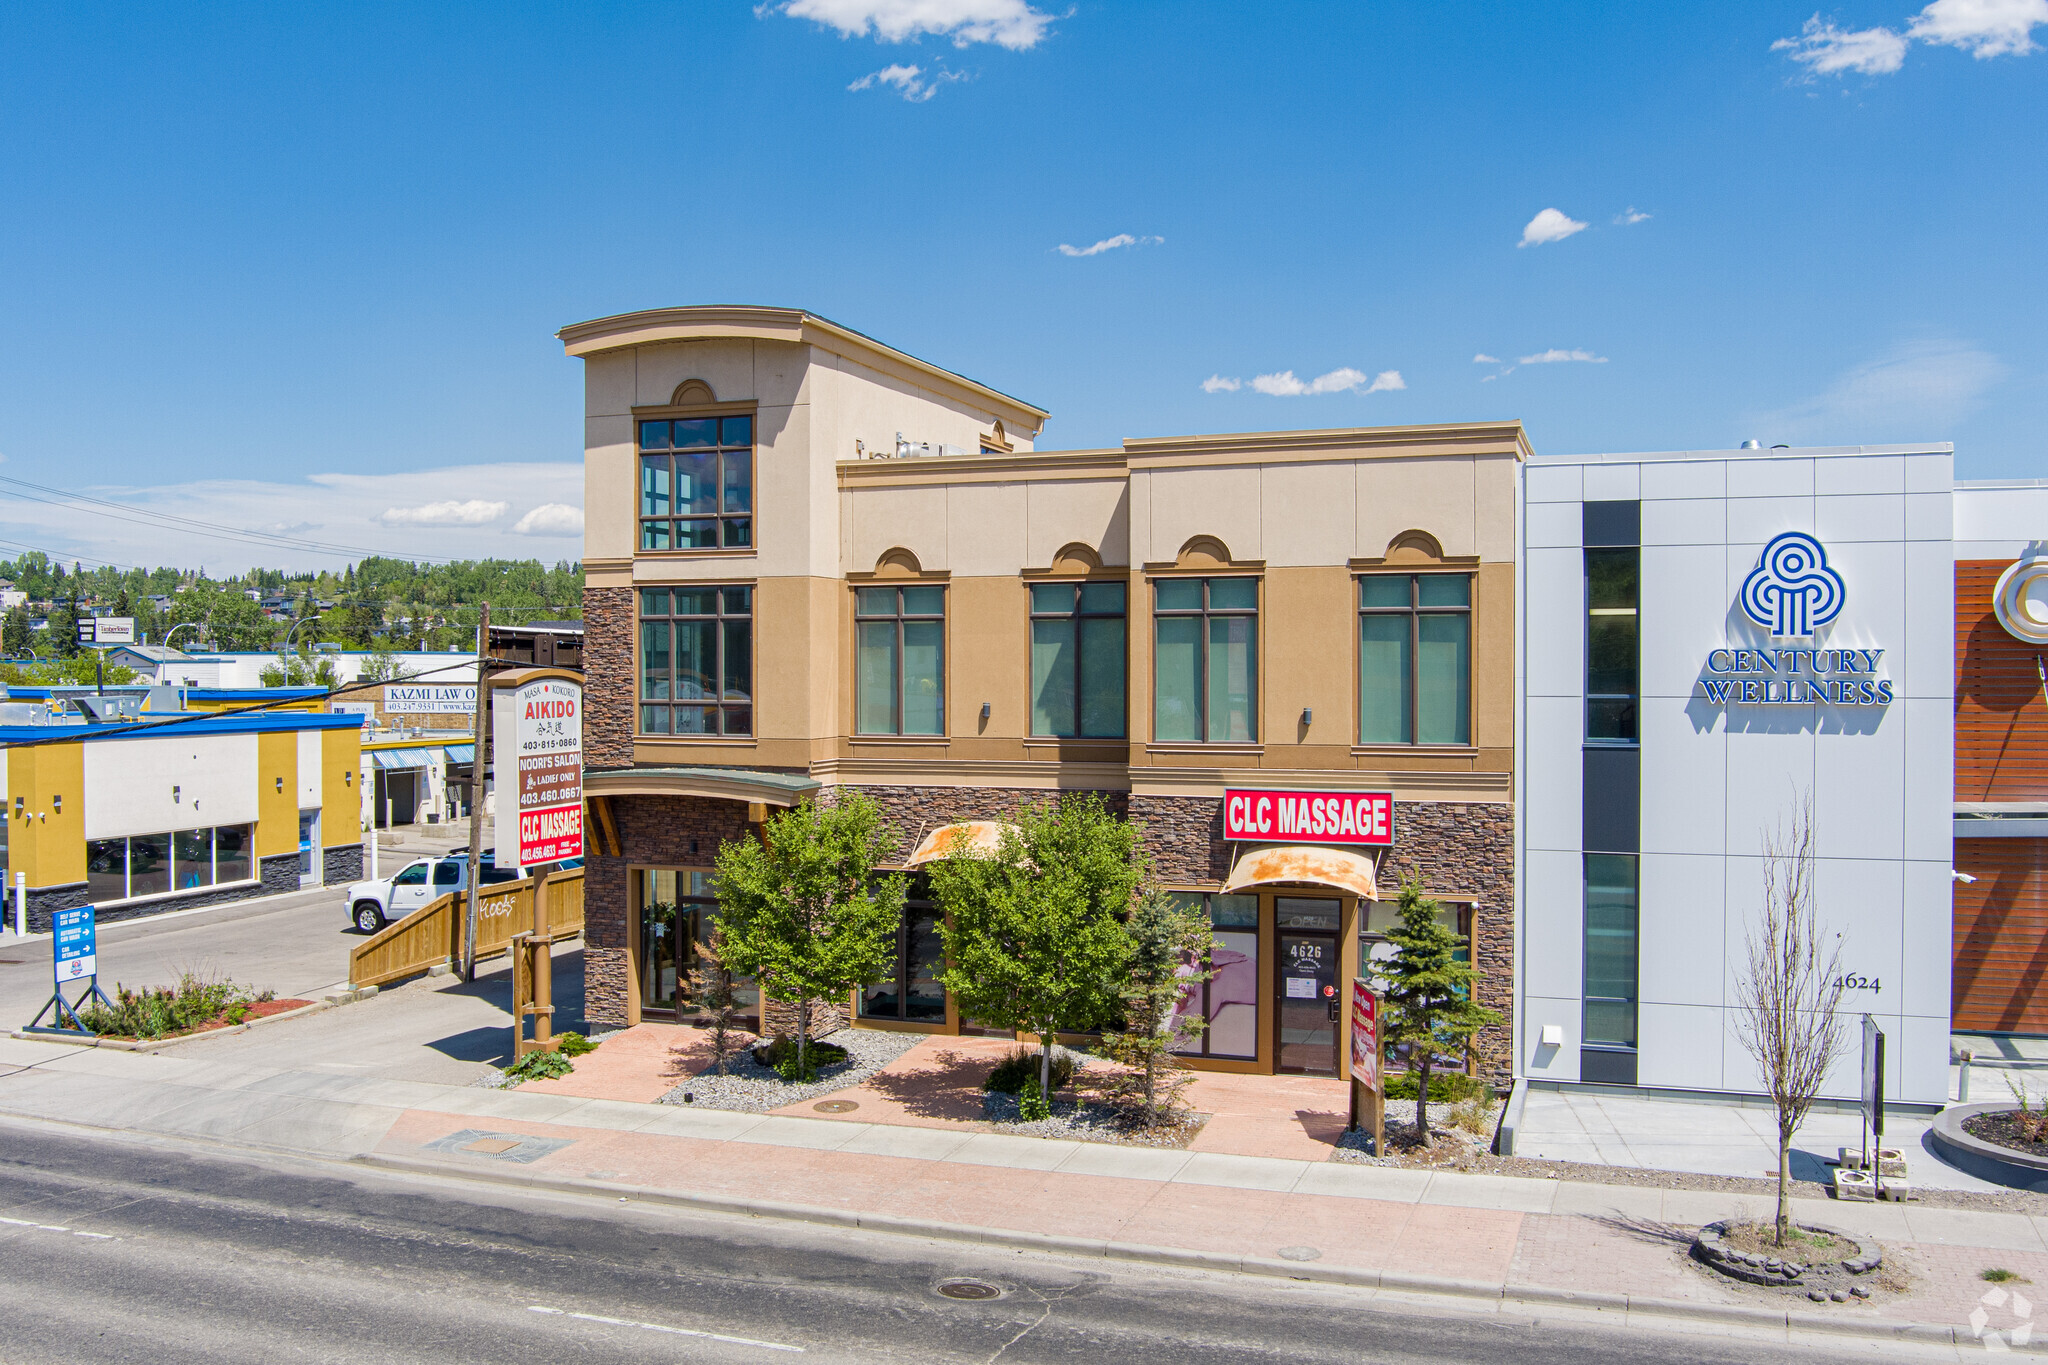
[83,734,258,838]
[297,729,322,806]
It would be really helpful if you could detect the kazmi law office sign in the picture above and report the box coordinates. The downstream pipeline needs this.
[492,676,583,867]
[1223,788,1394,846]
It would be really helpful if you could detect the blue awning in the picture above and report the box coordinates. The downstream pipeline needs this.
[443,743,475,764]
[370,748,434,770]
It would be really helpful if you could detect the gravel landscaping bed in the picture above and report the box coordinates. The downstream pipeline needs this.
[655,1026,925,1112]
[979,1091,1208,1148]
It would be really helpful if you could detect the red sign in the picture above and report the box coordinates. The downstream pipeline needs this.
[1223,788,1393,846]
[1350,981,1381,1094]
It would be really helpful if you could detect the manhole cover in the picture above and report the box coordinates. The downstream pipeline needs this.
[935,1278,1003,1301]
[1277,1246,1322,1262]
[814,1100,860,1113]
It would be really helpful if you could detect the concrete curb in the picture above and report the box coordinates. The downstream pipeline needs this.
[351,1150,2015,1350]
[1495,1076,1528,1156]
[1930,1102,2048,1192]
[10,994,353,1052]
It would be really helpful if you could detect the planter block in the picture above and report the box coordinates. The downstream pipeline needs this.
[1833,1168,1877,1202]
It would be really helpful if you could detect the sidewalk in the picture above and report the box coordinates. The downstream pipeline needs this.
[2,1031,2046,1348]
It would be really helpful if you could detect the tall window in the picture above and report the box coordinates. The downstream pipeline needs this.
[85,825,255,901]
[856,585,944,735]
[639,586,752,735]
[1586,549,1638,741]
[637,868,759,1028]
[1165,893,1259,1059]
[1029,581,1126,738]
[1583,853,1639,1063]
[638,415,753,550]
[1154,577,1257,742]
[862,885,947,1022]
[1358,574,1471,745]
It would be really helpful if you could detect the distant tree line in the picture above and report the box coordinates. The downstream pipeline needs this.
[0,552,581,657]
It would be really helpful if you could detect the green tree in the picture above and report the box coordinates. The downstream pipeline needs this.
[1375,878,1503,1145]
[930,795,1144,1106]
[2,605,30,657]
[710,792,904,1079]
[1100,886,1213,1127]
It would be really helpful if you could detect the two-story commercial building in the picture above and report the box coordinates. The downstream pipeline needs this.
[566,306,1523,1082]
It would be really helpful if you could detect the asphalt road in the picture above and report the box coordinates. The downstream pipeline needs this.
[0,1119,1922,1364]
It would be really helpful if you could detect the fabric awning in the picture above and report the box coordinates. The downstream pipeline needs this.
[443,743,475,764]
[1222,844,1379,901]
[370,747,434,770]
[903,820,1021,868]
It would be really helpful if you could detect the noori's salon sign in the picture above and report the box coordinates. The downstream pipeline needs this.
[1698,532,1892,710]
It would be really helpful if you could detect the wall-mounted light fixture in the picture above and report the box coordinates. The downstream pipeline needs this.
[12,796,21,818]
[980,702,991,722]
[276,777,285,794]
[1300,707,1313,726]
[173,785,181,803]
[344,770,353,786]
[52,795,61,815]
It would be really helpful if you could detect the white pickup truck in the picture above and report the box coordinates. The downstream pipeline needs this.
[345,852,521,933]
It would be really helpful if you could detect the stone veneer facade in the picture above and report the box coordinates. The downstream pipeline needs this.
[581,584,636,773]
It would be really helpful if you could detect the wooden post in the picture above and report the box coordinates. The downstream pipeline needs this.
[531,864,554,1052]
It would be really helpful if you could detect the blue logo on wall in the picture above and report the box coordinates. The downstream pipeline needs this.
[1740,532,1845,638]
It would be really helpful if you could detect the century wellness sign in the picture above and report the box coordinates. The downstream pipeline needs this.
[1223,788,1394,846]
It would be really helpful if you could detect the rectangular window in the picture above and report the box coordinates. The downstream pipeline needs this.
[855,585,944,735]
[1358,574,1471,745]
[1583,853,1639,1052]
[1586,548,1638,742]
[128,833,171,898]
[1167,893,1260,1059]
[87,838,126,901]
[1028,581,1126,738]
[174,829,213,890]
[637,414,753,551]
[215,825,252,884]
[638,868,760,1028]
[638,585,753,736]
[1153,577,1256,743]
[861,891,948,1022]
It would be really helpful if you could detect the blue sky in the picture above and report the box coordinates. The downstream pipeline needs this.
[0,1,2042,569]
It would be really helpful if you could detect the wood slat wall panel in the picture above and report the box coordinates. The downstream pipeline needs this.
[1956,561,2048,802]
[1954,839,2048,1033]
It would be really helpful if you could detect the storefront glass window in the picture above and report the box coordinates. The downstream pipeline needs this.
[1583,854,1639,1049]
[1168,892,1259,1059]
[174,829,213,890]
[86,838,125,901]
[215,825,253,884]
[638,868,758,1027]
[862,887,948,1022]
[855,585,944,735]
[637,414,753,549]
[1028,582,1127,738]
[1586,549,1638,742]
[128,833,171,897]
[1154,578,1257,743]
[1358,574,1471,745]
[639,586,753,736]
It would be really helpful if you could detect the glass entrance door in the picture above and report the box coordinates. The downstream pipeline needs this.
[1275,897,1341,1075]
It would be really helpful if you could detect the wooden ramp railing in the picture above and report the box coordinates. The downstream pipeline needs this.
[347,867,586,989]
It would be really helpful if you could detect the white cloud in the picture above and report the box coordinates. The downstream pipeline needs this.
[0,462,582,573]
[1518,207,1587,248]
[378,499,509,527]
[1615,207,1651,225]
[1472,353,1501,364]
[1908,0,2048,56]
[1518,348,1609,365]
[777,0,1055,49]
[1242,367,1404,397]
[1055,233,1164,257]
[1773,16,1910,73]
[1756,339,2006,442]
[1774,1,2044,76]
[512,503,585,537]
[847,62,964,101]
[1201,375,1242,393]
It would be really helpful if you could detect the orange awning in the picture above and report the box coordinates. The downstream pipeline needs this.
[902,820,1020,868]
[1222,844,1379,901]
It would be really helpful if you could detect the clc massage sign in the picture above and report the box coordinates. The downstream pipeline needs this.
[1224,788,1394,846]
[1698,532,1892,709]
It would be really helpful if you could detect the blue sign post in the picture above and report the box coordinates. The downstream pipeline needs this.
[29,904,113,1035]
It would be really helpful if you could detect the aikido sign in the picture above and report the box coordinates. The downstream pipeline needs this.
[1697,532,1893,711]
[492,676,583,867]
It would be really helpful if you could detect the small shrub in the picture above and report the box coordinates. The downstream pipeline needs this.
[1448,1097,1495,1136]
[1382,1069,1488,1104]
[983,1046,1076,1095]
[1983,1268,2031,1283]
[505,1049,574,1082]
[753,1034,848,1082]
[78,973,253,1040]
[556,1032,597,1057]
[1017,1078,1052,1122]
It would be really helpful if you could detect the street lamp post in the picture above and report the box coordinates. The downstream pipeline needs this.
[164,622,202,652]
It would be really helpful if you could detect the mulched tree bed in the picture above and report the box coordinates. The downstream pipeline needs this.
[1962,1110,2048,1157]
[92,998,313,1042]
[979,1090,1209,1148]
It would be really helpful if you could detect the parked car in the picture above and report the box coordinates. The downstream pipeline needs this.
[346,853,521,933]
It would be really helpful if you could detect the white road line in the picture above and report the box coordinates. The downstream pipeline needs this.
[0,1216,115,1240]
[527,1304,803,1353]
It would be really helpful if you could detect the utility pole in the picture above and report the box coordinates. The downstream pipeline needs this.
[462,603,490,982]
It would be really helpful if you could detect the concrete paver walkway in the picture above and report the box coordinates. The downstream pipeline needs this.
[3,1024,2046,1346]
